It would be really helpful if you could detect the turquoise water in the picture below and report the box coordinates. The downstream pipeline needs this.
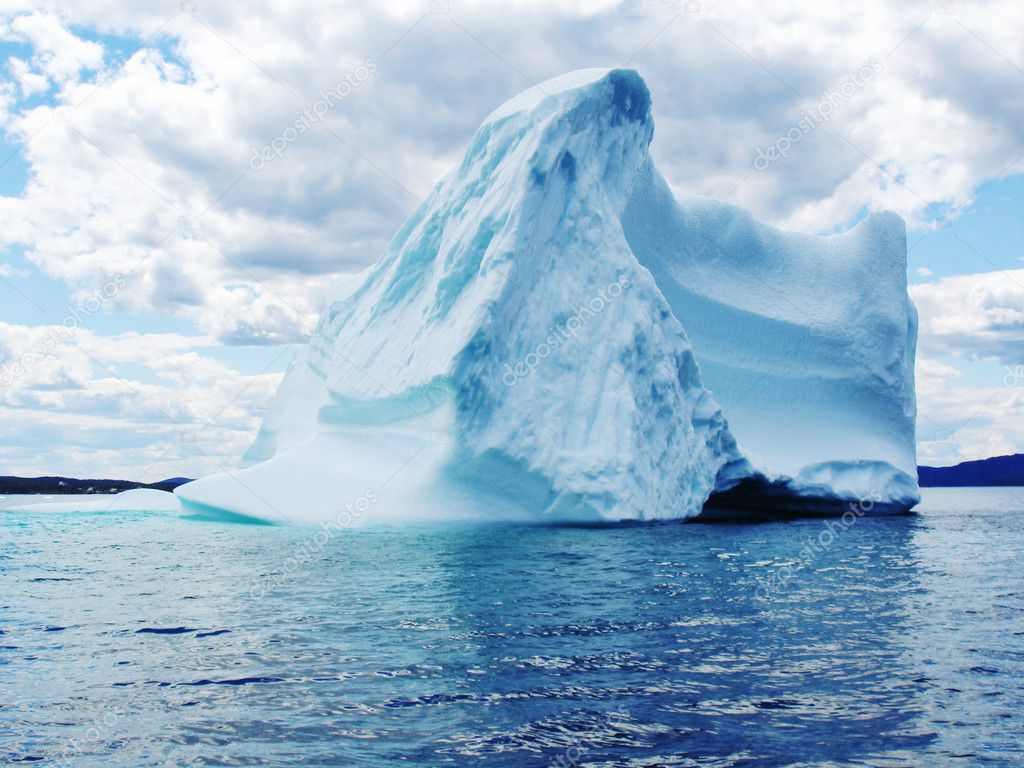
[1,487,1022,766]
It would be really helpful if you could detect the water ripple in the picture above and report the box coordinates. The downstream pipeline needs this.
[0,488,1022,767]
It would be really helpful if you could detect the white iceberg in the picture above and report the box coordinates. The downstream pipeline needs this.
[8,488,181,513]
[177,68,917,525]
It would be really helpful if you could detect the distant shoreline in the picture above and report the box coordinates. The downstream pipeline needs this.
[3,453,1023,496]
[918,453,1024,488]
[0,476,193,495]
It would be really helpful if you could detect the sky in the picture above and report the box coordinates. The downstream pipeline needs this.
[0,0,1022,480]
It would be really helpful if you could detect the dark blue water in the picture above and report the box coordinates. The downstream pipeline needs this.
[2,487,1022,767]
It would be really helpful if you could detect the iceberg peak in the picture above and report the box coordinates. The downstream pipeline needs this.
[177,69,917,525]
[483,68,651,128]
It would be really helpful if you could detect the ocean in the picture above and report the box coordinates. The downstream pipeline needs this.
[2,487,1022,766]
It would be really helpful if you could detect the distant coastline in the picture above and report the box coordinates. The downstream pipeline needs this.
[4,455,1023,496]
[0,476,193,495]
[918,453,1024,487]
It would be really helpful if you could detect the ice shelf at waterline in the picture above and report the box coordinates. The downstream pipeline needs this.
[176,68,918,525]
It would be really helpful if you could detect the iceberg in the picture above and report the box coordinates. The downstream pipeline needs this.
[8,488,181,513]
[177,68,918,525]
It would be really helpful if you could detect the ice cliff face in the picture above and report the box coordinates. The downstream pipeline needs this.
[176,68,918,525]
[622,162,919,511]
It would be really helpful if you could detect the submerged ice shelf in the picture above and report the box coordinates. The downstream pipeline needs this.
[177,68,918,525]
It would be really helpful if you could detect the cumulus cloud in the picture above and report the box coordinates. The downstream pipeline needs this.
[911,268,1024,464]
[0,321,286,478]
[913,268,1024,466]
[911,269,1024,364]
[5,11,103,87]
[0,1,1023,344]
[915,357,1024,466]
[0,262,28,277]
[1,0,1023,472]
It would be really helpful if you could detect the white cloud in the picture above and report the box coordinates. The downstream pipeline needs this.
[915,361,1024,465]
[0,321,286,478]
[911,268,1024,463]
[911,269,1024,363]
[0,262,28,277]
[913,268,1024,466]
[2,11,103,93]
[1,1,1023,472]
[6,55,49,96]
[0,2,1022,344]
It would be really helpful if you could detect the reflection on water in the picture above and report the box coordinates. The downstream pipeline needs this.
[1,487,1022,766]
